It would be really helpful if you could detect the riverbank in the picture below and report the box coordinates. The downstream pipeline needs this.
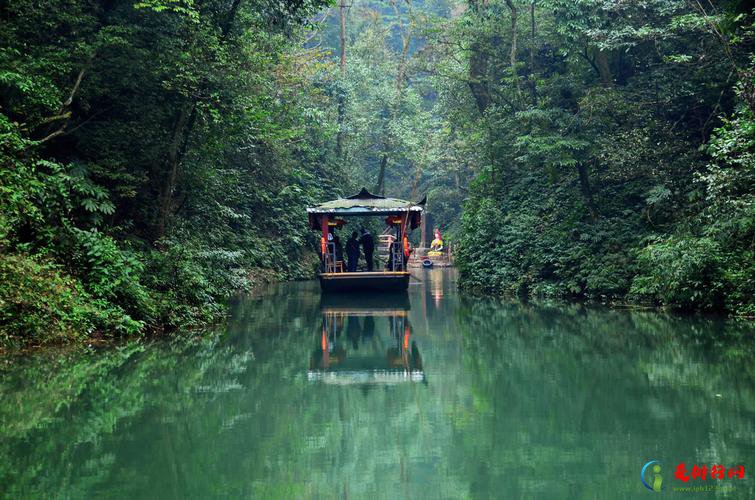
[455,163,754,318]
[457,278,755,320]
[0,249,320,351]
[3,249,750,353]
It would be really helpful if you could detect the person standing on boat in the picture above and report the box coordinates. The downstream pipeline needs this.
[346,231,360,272]
[360,228,375,271]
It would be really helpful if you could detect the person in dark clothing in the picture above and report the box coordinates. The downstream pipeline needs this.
[346,231,360,272]
[359,228,375,271]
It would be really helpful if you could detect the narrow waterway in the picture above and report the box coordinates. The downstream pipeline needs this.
[1,270,753,498]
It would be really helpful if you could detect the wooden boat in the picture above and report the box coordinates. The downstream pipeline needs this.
[318,271,410,292]
[307,187,424,293]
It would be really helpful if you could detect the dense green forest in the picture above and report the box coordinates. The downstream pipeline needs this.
[448,1,755,315]
[1,0,753,347]
[1,0,342,346]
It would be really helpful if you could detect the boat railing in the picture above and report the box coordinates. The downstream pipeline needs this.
[390,244,405,272]
[323,242,342,273]
[322,238,411,274]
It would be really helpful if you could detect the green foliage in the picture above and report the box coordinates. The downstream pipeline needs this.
[631,236,725,311]
[446,0,754,315]
[67,228,154,321]
[0,254,142,347]
[1,0,753,350]
[0,0,336,347]
[133,0,200,21]
[631,82,754,315]
[456,173,640,300]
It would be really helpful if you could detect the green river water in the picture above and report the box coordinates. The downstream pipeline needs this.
[1,270,753,499]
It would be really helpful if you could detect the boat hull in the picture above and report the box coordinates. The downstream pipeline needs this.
[319,271,410,292]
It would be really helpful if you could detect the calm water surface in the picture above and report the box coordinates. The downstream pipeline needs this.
[1,270,753,498]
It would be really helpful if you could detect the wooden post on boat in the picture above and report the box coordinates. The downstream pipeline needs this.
[320,215,329,240]
[420,209,427,249]
[320,215,329,270]
[400,213,409,271]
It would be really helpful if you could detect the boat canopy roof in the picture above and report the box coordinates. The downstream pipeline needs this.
[307,187,423,215]
[307,187,424,229]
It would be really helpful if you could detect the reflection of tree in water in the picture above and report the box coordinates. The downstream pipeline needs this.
[0,283,432,498]
[0,280,752,498]
[0,283,322,498]
[0,334,250,498]
[445,298,755,498]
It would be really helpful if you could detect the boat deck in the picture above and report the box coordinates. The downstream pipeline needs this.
[318,271,411,292]
[319,271,410,278]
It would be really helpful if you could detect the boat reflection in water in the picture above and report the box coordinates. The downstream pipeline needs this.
[308,293,424,384]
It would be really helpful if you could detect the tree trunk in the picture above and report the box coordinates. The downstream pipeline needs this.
[577,163,599,221]
[468,42,491,114]
[154,0,242,240]
[339,0,346,69]
[505,0,520,92]
[593,48,613,86]
[336,0,347,157]
[157,104,194,238]
[467,0,491,114]
[395,23,410,94]
[374,0,412,195]
[375,153,388,196]
[420,214,427,248]
[529,1,536,105]
[410,156,423,200]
